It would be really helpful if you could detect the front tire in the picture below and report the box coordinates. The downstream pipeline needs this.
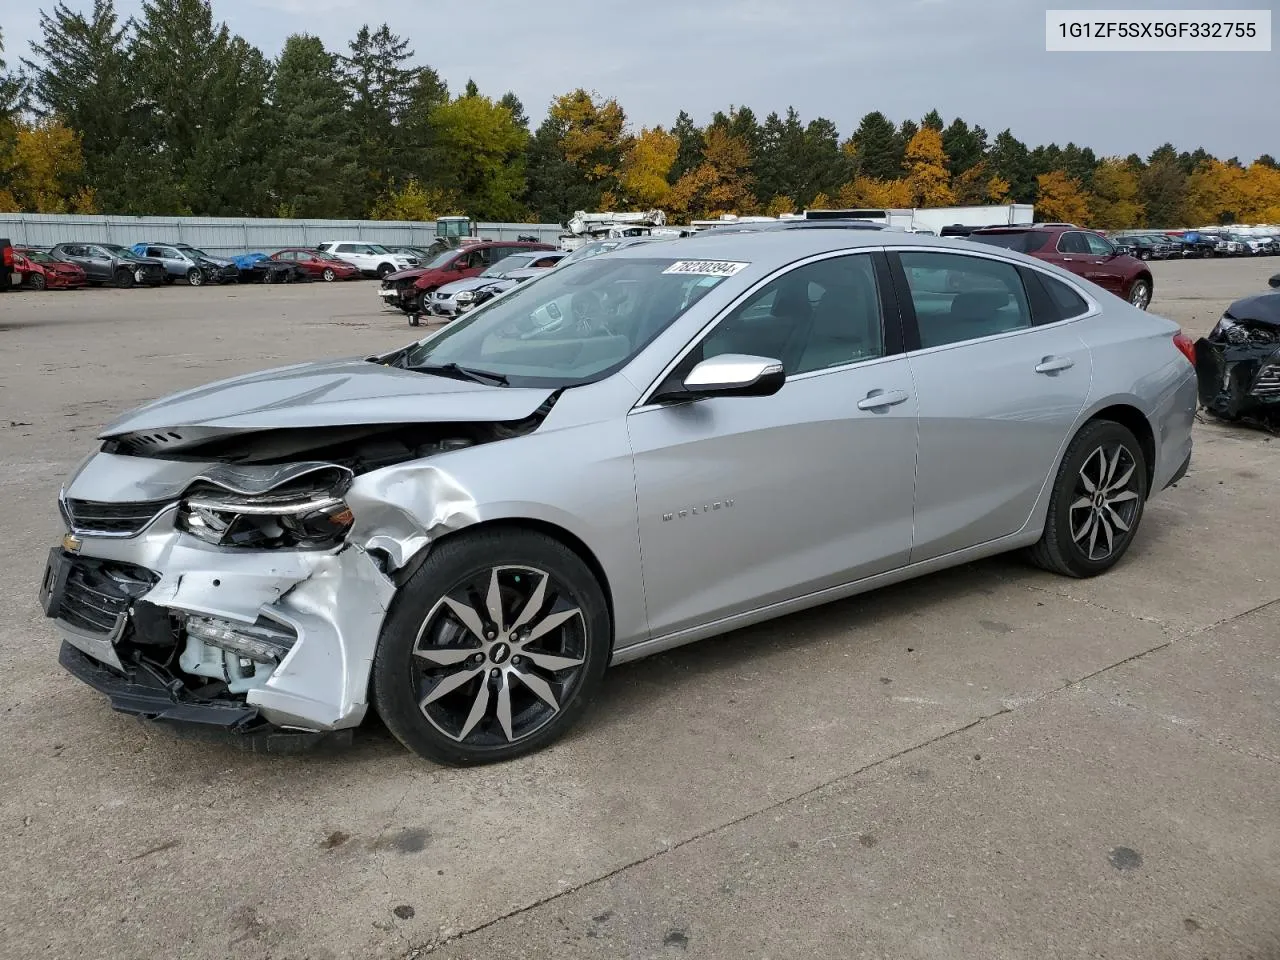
[1027,420,1148,578]
[372,529,611,766]
[186,268,204,286]
[322,267,335,282]
[114,267,134,289]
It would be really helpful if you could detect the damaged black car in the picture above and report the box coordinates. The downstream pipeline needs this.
[1196,273,1280,422]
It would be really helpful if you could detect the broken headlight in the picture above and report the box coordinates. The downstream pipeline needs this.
[177,488,354,549]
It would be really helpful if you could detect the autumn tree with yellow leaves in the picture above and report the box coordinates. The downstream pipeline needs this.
[1034,170,1090,224]
[0,118,98,213]
[619,126,677,208]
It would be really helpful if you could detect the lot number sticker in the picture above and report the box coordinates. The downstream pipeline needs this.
[663,260,749,277]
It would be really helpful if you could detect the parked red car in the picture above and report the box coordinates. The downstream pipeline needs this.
[12,247,88,290]
[378,240,556,321]
[968,226,1154,310]
[270,248,362,281]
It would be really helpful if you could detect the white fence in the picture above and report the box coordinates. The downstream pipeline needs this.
[0,214,564,255]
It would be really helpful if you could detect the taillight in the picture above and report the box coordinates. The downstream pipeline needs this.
[1173,331,1196,366]
[2,245,12,268]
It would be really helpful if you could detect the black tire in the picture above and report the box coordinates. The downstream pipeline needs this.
[1138,249,1150,261]
[377,262,395,279]
[372,528,611,766]
[26,273,46,291]
[113,267,134,289]
[408,313,421,326]
[322,267,335,282]
[186,268,203,287]
[1027,420,1148,579]
[415,288,433,315]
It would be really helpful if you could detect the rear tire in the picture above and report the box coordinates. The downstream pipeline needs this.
[1027,420,1148,579]
[372,529,611,766]
[114,267,134,289]
[1126,278,1151,310]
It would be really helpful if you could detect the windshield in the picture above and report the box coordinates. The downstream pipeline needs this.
[22,250,56,263]
[399,257,735,387]
[967,231,1048,253]
[482,254,535,277]
[102,243,145,261]
[367,244,390,254]
[183,247,216,259]
[425,250,456,268]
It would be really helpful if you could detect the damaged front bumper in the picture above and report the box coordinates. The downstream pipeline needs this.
[1196,325,1280,421]
[42,458,407,738]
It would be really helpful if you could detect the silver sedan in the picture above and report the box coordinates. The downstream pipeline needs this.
[41,227,1197,765]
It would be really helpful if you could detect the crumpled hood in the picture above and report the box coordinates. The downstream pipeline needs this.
[98,357,555,437]
[1225,291,1280,327]
[385,267,431,283]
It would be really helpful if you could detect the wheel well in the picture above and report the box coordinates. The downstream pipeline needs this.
[1088,405,1155,488]
[1132,271,1153,290]
[414,518,616,634]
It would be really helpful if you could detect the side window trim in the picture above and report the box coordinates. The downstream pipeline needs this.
[634,248,902,410]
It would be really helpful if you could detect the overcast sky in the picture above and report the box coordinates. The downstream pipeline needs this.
[5,0,1278,160]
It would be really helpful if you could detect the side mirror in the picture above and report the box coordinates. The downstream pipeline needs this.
[660,354,786,402]
[1270,274,1280,289]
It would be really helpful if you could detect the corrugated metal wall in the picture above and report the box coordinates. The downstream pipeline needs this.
[0,214,564,254]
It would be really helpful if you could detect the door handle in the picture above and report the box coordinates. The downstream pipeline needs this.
[857,389,910,411]
[1060,256,1074,261]
[1035,356,1075,374]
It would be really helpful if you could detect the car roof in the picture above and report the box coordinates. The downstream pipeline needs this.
[605,226,954,262]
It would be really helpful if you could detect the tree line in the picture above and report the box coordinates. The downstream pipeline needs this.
[2,0,1278,228]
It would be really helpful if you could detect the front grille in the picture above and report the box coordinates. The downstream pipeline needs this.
[64,498,174,536]
[57,557,158,635]
[1253,364,1280,398]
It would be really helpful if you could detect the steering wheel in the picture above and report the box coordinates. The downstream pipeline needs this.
[570,289,617,336]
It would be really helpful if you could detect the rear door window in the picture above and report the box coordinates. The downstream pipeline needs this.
[899,252,1032,349]
[1057,232,1091,255]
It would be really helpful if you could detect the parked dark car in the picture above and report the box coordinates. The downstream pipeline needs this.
[378,240,556,321]
[231,252,297,284]
[48,243,166,287]
[1118,233,1178,261]
[270,248,361,281]
[968,226,1154,310]
[1196,273,1280,422]
[1174,231,1217,258]
[131,243,239,285]
[1,238,13,292]
[12,247,88,289]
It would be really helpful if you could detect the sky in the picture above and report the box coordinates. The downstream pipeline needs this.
[4,0,1278,161]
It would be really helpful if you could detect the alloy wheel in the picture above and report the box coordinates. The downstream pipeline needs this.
[1128,281,1151,310]
[1070,444,1141,562]
[412,565,587,746]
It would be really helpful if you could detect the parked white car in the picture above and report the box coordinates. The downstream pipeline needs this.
[315,241,418,278]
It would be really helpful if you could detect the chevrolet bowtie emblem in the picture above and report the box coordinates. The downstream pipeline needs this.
[62,533,82,553]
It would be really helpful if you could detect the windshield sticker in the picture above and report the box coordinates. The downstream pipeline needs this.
[663,260,749,277]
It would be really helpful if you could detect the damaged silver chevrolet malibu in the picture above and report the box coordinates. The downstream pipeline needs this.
[41,227,1198,765]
